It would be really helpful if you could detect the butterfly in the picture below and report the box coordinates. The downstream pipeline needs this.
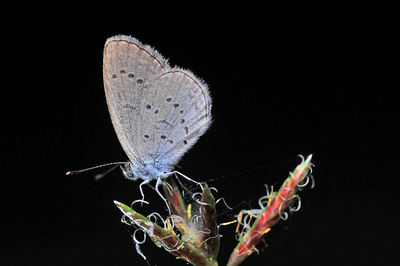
[103,35,212,199]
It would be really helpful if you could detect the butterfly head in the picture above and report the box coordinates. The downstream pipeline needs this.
[121,160,172,182]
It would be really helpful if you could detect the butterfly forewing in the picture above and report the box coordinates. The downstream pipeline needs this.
[103,35,169,162]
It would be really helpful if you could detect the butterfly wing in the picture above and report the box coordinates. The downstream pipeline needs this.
[103,35,170,163]
[137,68,212,168]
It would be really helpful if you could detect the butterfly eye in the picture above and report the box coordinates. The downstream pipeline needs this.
[121,163,135,179]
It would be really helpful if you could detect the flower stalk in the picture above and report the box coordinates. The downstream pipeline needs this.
[115,175,219,266]
[227,155,313,266]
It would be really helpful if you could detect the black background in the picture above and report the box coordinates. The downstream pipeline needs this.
[2,6,399,266]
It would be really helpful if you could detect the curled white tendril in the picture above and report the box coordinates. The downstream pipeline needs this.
[288,194,302,212]
[192,192,210,206]
[264,184,271,197]
[216,197,233,210]
[147,212,166,226]
[278,203,289,220]
[296,172,315,191]
[133,228,147,244]
[192,192,202,201]
[258,194,270,209]
[309,174,315,189]
[132,229,148,262]
[210,186,219,193]
[278,193,302,221]
[298,154,305,164]
[297,174,310,188]
[135,242,147,261]
[309,162,315,173]
[130,199,149,208]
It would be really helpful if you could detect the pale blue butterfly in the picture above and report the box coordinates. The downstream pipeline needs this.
[103,35,212,200]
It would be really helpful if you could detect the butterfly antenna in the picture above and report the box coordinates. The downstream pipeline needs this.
[66,162,127,180]
[94,164,122,180]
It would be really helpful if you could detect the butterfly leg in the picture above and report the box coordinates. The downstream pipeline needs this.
[169,171,204,190]
[155,177,171,214]
[139,179,150,203]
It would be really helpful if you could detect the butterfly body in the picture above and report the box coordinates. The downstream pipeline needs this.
[122,156,171,181]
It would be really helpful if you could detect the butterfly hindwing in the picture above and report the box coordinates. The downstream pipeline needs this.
[138,69,212,167]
